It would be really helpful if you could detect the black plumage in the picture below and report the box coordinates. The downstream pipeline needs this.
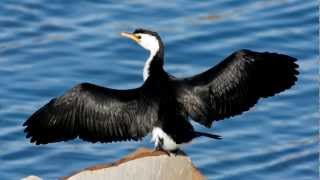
[174,49,299,127]
[24,29,299,150]
[24,83,159,144]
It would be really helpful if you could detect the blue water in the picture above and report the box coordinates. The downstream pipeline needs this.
[0,0,318,179]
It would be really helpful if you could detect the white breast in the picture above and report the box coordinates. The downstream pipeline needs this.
[151,127,180,151]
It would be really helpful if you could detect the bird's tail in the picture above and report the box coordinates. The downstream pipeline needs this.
[194,131,222,139]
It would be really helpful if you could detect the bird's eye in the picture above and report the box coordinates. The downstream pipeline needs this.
[136,35,141,39]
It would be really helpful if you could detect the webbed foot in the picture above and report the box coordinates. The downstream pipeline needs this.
[169,148,186,156]
[154,145,171,156]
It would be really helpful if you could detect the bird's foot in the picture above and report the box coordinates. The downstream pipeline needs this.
[154,146,171,156]
[169,149,186,156]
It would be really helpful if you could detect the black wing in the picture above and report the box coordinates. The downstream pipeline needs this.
[23,83,158,144]
[174,49,299,127]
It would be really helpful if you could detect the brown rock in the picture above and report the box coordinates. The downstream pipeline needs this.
[63,148,205,180]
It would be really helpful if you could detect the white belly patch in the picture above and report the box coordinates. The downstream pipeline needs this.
[151,127,180,151]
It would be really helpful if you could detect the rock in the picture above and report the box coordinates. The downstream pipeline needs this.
[63,148,205,180]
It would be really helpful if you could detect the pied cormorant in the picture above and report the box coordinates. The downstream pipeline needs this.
[23,28,299,152]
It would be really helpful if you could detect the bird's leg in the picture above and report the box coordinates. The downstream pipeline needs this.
[169,148,186,156]
[154,137,171,156]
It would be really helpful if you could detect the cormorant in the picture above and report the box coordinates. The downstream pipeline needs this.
[23,28,299,152]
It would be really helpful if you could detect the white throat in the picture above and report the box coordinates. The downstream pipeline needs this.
[138,33,160,81]
[143,50,157,81]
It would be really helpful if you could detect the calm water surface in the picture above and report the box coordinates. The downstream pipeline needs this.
[0,0,318,179]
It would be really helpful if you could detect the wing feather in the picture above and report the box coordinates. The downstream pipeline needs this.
[175,49,299,127]
[23,82,158,144]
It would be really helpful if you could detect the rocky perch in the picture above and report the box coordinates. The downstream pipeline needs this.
[23,148,205,180]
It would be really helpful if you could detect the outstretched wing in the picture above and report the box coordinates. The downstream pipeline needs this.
[23,83,158,144]
[174,49,299,127]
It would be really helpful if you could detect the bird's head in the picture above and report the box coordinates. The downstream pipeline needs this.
[121,28,162,54]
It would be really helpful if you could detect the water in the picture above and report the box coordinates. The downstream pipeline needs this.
[0,0,318,179]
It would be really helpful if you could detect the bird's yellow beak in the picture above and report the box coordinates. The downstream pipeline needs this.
[121,32,140,43]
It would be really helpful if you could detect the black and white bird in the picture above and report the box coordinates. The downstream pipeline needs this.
[23,28,299,152]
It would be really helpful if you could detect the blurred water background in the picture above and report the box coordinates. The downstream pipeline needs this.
[0,0,318,179]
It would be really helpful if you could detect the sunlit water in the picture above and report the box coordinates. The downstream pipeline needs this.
[0,0,318,179]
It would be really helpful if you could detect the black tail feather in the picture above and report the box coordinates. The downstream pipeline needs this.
[194,131,222,139]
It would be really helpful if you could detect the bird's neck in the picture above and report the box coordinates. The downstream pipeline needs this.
[143,46,164,81]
